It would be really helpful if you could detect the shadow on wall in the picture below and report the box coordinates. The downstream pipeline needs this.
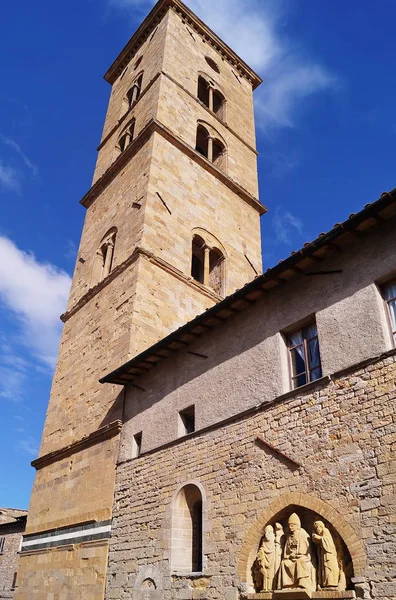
[102,219,396,424]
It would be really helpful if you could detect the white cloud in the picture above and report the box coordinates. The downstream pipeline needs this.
[273,208,304,245]
[0,237,71,367]
[106,0,336,128]
[0,162,21,193]
[17,436,39,457]
[0,135,38,177]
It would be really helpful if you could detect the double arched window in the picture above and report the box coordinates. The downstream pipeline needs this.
[172,484,203,573]
[197,75,226,122]
[195,123,227,173]
[92,228,117,285]
[122,72,144,116]
[191,230,225,296]
[116,119,135,154]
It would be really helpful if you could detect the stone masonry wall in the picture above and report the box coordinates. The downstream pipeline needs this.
[0,526,24,599]
[16,540,109,600]
[106,353,396,600]
[142,131,262,296]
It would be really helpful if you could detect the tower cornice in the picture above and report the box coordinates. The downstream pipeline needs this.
[104,0,262,89]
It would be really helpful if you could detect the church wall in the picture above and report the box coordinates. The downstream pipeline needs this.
[15,540,109,600]
[163,9,257,149]
[26,435,119,534]
[107,352,396,600]
[155,74,259,198]
[141,131,262,295]
[129,254,217,357]
[67,138,152,311]
[40,261,137,456]
[121,218,396,456]
[93,76,162,183]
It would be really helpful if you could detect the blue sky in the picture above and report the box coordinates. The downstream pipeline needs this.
[1,0,395,509]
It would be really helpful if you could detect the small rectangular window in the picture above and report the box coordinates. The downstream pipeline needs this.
[287,323,322,389]
[382,279,396,345]
[0,536,5,554]
[178,405,195,436]
[132,432,142,458]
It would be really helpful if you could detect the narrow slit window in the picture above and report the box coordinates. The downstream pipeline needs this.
[179,405,195,436]
[382,279,396,344]
[287,323,322,389]
[132,432,142,458]
[0,537,5,554]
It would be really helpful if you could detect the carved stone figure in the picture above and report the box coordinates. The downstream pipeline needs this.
[279,513,316,592]
[312,520,340,589]
[257,525,276,591]
[274,522,284,588]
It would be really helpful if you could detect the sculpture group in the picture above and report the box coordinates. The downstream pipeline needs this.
[254,513,345,593]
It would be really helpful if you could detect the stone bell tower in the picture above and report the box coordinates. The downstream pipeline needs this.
[16,0,265,597]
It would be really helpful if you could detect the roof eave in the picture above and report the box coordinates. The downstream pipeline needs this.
[100,188,396,386]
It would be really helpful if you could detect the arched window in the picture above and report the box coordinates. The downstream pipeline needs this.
[117,119,135,154]
[191,232,225,295]
[197,76,226,122]
[195,123,227,173]
[124,72,144,113]
[92,228,117,285]
[195,124,209,158]
[212,88,226,121]
[172,484,203,573]
[191,235,205,284]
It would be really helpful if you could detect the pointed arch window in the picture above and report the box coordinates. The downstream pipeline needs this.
[172,484,203,573]
[92,228,117,285]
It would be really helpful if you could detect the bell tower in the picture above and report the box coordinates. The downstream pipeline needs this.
[16,1,265,598]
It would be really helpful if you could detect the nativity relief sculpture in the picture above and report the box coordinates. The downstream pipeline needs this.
[253,511,348,594]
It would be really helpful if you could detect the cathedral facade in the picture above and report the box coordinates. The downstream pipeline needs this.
[16,1,396,599]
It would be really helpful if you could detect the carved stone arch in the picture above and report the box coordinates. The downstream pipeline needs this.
[191,227,227,257]
[197,70,226,98]
[191,229,226,295]
[92,227,118,285]
[238,493,366,592]
[99,226,117,247]
[121,70,144,116]
[170,480,207,573]
[117,118,136,153]
[196,120,226,148]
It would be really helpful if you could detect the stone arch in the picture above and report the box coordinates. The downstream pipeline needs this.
[116,118,136,154]
[197,72,227,122]
[191,228,226,295]
[170,481,207,574]
[238,493,366,591]
[92,227,117,285]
